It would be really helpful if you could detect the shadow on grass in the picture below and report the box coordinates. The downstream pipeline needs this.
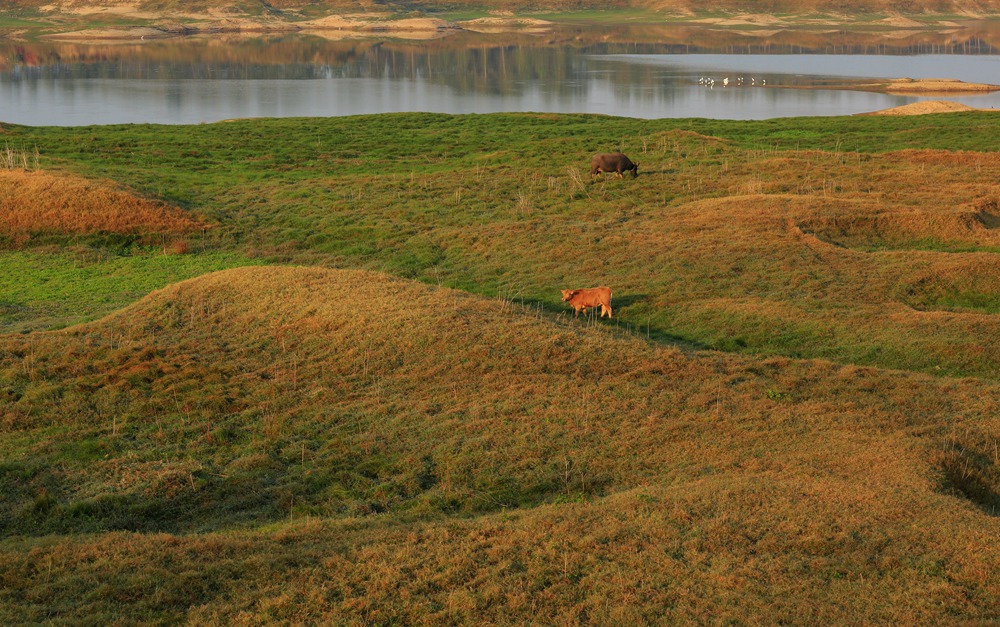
[515,294,709,351]
[611,293,647,309]
[939,446,1000,518]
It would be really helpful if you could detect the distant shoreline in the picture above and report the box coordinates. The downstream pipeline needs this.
[7,6,1000,43]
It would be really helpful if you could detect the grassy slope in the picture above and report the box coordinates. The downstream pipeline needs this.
[0,266,997,623]
[0,249,259,332]
[3,113,999,378]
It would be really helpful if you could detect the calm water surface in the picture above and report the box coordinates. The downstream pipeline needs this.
[3,24,1000,125]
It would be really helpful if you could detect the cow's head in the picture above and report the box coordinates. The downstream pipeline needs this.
[561,289,578,301]
[631,163,639,178]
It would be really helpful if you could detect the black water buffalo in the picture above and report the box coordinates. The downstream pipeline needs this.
[590,152,638,179]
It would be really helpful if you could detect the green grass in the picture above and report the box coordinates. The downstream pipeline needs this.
[432,9,497,21]
[904,282,1000,315]
[0,16,47,28]
[925,290,1000,314]
[0,249,259,332]
[523,9,667,23]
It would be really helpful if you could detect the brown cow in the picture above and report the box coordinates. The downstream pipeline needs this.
[561,286,613,318]
[590,153,638,179]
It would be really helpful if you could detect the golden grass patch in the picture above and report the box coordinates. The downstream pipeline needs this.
[0,169,207,236]
[863,100,990,116]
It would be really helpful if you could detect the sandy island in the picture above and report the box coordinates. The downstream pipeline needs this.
[861,77,1000,94]
[457,16,552,34]
[788,77,1000,97]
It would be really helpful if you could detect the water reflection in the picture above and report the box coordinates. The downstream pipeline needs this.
[2,23,1000,125]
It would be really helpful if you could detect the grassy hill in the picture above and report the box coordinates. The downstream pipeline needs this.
[0,111,998,622]
[0,169,206,238]
[1,266,997,623]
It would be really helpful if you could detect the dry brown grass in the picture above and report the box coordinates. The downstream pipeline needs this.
[0,169,207,236]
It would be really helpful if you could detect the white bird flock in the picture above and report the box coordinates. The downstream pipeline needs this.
[698,76,767,89]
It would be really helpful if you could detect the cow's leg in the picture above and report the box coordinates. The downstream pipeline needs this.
[602,304,613,318]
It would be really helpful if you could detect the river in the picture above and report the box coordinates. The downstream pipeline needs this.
[2,23,1000,125]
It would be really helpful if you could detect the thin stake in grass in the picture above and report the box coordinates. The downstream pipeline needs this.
[1,142,39,170]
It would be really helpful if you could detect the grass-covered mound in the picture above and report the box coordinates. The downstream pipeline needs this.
[0,169,206,240]
[0,266,997,623]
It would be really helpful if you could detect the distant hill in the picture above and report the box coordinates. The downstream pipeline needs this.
[7,0,1000,16]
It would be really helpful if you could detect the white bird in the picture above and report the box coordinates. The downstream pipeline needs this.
[723,77,729,87]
